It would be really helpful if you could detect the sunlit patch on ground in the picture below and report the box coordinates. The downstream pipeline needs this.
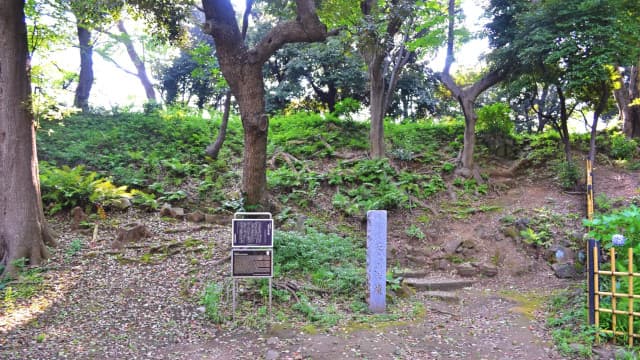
[0,270,77,334]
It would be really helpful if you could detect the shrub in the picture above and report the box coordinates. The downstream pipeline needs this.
[274,229,365,296]
[201,282,226,324]
[553,160,581,190]
[476,102,514,137]
[610,133,638,160]
[39,162,139,214]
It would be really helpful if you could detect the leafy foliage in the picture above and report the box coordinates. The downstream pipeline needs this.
[268,112,368,158]
[274,230,365,296]
[584,205,640,342]
[39,162,140,214]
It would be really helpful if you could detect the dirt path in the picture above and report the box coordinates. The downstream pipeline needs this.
[1,164,638,359]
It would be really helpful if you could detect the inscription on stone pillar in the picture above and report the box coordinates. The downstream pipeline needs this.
[367,210,387,313]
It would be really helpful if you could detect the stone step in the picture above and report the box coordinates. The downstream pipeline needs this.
[423,290,460,303]
[402,277,476,291]
[394,269,429,278]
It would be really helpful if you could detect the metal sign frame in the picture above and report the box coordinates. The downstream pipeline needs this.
[230,212,274,320]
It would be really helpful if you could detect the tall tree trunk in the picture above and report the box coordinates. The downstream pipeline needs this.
[0,0,56,277]
[205,91,232,159]
[359,0,408,160]
[459,97,478,172]
[74,25,93,112]
[589,83,610,162]
[614,64,640,138]
[439,0,503,175]
[202,0,331,208]
[557,86,572,163]
[117,20,156,102]
[234,65,269,207]
[368,51,386,159]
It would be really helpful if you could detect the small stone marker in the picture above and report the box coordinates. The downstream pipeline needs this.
[367,210,387,313]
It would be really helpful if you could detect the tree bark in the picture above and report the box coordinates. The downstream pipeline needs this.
[202,0,331,207]
[367,50,386,159]
[439,0,504,173]
[359,0,408,159]
[117,20,157,102]
[74,24,94,112]
[205,90,232,159]
[589,82,610,162]
[614,64,640,138]
[0,0,56,277]
[556,86,572,163]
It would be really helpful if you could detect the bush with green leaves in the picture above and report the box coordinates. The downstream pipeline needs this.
[268,112,368,158]
[609,132,638,160]
[585,205,640,339]
[476,102,514,137]
[201,282,226,324]
[274,229,365,296]
[328,159,410,216]
[39,162,143,214]
[553,160,581,190]
[385,120,462,164]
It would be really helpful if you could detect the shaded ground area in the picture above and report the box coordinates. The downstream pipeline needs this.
[1,164,638,359]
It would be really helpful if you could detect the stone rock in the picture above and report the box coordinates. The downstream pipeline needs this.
[186,211,206,223]
[552,262,578,279]
[403,277,475,291]
[204,214,227,225]
[265,349,280,360]
[294,215,307,233]
[502,226,519,239]
[435,259,449,271]
[111,197,131,210]
[424,291,459,303]
[172,207,185,218]
[159,203,173,217]
[477,263,498,277]
[444,238,463,254]
[70,206,88,231]
[545,246,573,264]
[456,263,476,277]
[475,225,493,241]
[514,218,530,230]
[591,346,615,360]
[266,337,279,346]
[112,223,151,250]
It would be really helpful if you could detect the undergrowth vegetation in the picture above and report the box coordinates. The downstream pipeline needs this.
[28,106,640,338]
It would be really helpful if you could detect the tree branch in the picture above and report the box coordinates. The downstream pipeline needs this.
[249,0,328,64]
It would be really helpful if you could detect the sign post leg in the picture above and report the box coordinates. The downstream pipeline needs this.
[269,277,273,320]
[232,278,237,321]
[367,210,387,313]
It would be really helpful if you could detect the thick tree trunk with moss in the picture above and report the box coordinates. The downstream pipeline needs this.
[202,0,331,207]
[74,25,94,112]
[0,0,56,277]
